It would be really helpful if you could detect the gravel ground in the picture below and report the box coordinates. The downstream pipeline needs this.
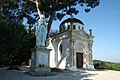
[0,67,120,80]
[85,70,120,80]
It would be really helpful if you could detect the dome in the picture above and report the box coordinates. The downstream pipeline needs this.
[60,18,84,26]
[59,18,84,32]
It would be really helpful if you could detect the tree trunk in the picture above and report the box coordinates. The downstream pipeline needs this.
[47,13,54,37]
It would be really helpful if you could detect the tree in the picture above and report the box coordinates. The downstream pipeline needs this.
[0,0,100,37]
[0,14,24,65]
[0,13,35,66]
[93,60,120,71]
[25,0,100,36]
[0,0,100,66]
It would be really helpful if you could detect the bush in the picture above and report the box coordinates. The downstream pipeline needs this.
[93,60,120,71]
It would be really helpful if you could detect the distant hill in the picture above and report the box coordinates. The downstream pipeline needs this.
[93,60,120,71]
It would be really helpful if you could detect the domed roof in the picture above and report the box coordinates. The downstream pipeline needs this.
[60,18,84,26]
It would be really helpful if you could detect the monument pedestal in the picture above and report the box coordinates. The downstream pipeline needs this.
[30,47,51,72]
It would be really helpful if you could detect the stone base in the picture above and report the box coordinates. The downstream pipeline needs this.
[28,69,56,76]
[30,47,51,72]
[87,65,95,70]
[30,67,51,72]
[67,66,79,71]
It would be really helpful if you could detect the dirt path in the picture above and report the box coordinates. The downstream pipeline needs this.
[84,70,120,80]
[0,68,120,80]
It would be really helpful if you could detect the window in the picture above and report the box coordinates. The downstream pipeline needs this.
[68,25,70,30]
[59,44,63,54]
[78,26,80,29]
[60,27,62,32]
[63,26,65,31]
[73,25,76,29]
[82,27,84,30]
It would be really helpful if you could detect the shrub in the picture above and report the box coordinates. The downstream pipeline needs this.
[93,60,120,71]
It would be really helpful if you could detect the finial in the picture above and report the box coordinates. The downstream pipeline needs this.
[89,29,92,35]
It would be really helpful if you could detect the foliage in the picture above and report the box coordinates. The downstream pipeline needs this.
[0,14,35,66]
[93,60,120,71]
[0,0,100,66]
[24,0,100,35]
[0,0,100,35]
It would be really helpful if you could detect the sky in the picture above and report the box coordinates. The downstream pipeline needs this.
[51,0,120,63]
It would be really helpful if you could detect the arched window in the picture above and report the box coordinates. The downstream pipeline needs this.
[59,44,63,54]
[60,27,62,32]
[73,25,76,29]
[78,26,80,29]
[63,26,65,31]
[68,25,70,30]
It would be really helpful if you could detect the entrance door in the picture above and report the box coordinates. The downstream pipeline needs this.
[76,52,83,68]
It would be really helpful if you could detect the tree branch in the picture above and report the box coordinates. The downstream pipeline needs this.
[47,13,54,37]
[30,0,41,17]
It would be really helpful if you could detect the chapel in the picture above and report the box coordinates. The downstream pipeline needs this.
[47,18,94,71]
